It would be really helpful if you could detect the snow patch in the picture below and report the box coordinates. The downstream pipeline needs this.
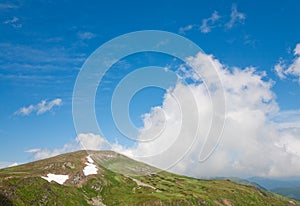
[83,155,98,176]
[87,155,94,163]
[41,173,69,185]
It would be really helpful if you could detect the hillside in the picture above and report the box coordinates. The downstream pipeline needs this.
[0,150,298,206]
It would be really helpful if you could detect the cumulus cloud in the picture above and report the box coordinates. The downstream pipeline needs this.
[200,11,221,33]
[76,133,110,150]
[272,110,300,131]
[26,133,109,160]
[14,98,62,116]
[23,52,300,178]
[274,43,300,82]
[110,52,300,178]
[225,4,246,29]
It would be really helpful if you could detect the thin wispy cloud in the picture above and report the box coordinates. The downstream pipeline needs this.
[3,16,22,28]
[178,25,194,34]
[14,98,62,116]
[0,43,85,65]
[179,11,221,34]
[26,143,77,160]
[200,11,221,33]
[77,31,96,40]
[179,4,245,34]
[225,4,246,29]
[0,3,18,9]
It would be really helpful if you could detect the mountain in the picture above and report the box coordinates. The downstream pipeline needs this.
[271,187,300,201]
[247,177,300,190]
[211,177,267,190]
[0,150,299,206]
[247,177,300,201]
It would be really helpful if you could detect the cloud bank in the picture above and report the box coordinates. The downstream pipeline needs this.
[112,52,300,178]
[26,52,300,178]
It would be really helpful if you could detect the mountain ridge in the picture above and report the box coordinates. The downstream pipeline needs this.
[0,150,299,205]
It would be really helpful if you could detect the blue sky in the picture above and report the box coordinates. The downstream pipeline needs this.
[0,0,300,177]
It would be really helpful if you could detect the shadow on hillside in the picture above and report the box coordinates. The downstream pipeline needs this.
[0,193,14,206]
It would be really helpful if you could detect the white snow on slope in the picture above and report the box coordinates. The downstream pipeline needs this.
[83,155,98,176]
[87,155,94,163]
[41,173,69,185]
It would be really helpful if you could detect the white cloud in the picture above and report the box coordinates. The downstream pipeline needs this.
[179,25,194,34]
[200,11,221,33]
[272,110,300,131]
[37,99,62,115]
[0,3,17,9]
[294,44,300,55]
[26,142,78,160]
[77,31,96,40]
[286,60,300,81]
[76,133,110,150]
[26,133,109,160]
[3,16,22,28]
[274,59,286,79]
[21,50,300,178]
[25,148,41,153]
[0,162,19,169]
[179,5,245,34]
[274,43,300,82]
[4,17,18,24]
[14,98,62,116]
[9,162,18,167]
[111,52,300,178]
[0,43,85,65]
[225,4,246,29]
[16,105,35,116]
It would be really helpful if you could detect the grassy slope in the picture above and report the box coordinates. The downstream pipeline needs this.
[0,150,299,206]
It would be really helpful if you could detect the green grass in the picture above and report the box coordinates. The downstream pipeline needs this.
[0,150,299,205]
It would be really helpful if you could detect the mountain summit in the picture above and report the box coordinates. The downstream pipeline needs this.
[0,150,298,205]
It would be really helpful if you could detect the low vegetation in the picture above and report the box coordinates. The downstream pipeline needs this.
[0,150,299,205]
